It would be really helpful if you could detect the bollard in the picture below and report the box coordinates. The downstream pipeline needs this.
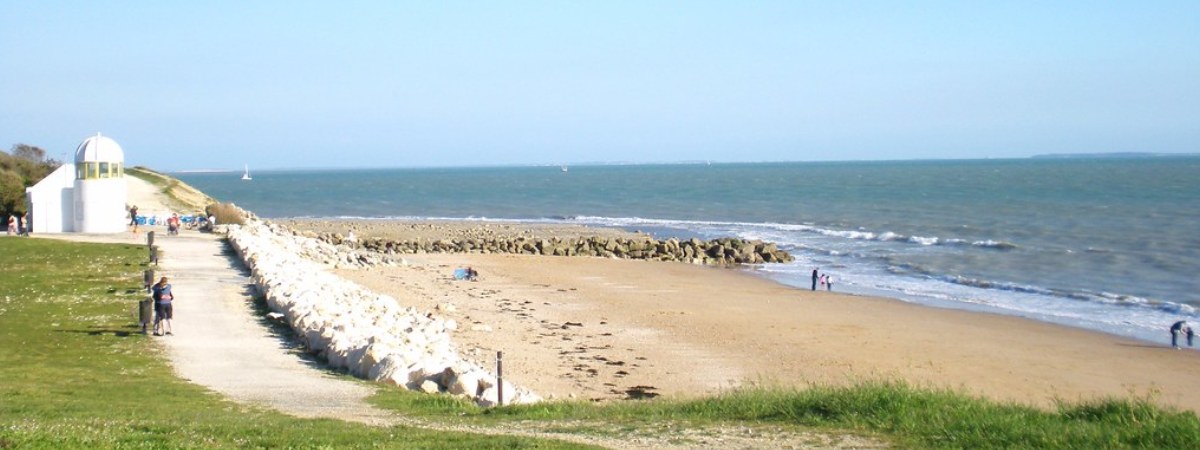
[149,245,159,265]
[496,351,504,406]
[147,231,155,247]
[143,269,155,291]
[138,298,153,334]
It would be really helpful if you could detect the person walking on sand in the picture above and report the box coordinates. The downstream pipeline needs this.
[812,268,819,291]
[1170,320,1189,348]
[152,277,176,336]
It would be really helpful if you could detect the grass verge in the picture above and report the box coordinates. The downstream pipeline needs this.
[0,237,593,449]
[372,380,1200,448]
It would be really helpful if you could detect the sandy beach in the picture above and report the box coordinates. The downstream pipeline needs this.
[276,219,1200,413]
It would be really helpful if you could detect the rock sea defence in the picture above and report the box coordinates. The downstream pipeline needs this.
[226,220,539,406]
[313,233,796,266]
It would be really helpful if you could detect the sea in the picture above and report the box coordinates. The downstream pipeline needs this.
[177,158,1200,345]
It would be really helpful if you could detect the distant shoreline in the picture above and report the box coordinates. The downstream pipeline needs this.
[173,169,239,174]
[171,153,1200,173]
[1030,152,1200,159]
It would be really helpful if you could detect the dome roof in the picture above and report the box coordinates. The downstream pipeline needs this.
[74,133,124,163]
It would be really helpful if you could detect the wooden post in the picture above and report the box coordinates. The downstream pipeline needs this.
[147,231,157,264]
[496,351,504,406]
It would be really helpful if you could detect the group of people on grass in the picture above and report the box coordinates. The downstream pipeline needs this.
[6,213,30,236]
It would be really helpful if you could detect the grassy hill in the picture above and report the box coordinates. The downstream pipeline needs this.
[127,166,215,213]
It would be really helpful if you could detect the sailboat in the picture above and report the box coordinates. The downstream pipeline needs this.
[241,164,252,181]
[560,165,569,173]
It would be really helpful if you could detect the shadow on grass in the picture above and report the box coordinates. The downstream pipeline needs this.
[56,324,142,338]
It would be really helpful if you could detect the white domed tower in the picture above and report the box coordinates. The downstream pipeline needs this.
[72,133,128,233]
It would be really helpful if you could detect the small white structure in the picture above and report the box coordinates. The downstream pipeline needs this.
[25,133,128,233]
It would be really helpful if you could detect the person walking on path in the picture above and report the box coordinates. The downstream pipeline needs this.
[1170,321,1191,349]
[6,215,15,235]
[811,268,819,291]
[129,205,140,233]
[152,277,176,336]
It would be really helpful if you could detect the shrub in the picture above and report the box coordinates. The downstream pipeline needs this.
[205,202,247,225]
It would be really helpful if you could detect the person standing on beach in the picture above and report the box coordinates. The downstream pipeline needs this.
[812,268,819,291]
[1170,320,1188,348]
[152,277,176,336]
[826,274,834,291]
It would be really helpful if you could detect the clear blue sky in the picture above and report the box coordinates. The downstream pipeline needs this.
[2,1,1197,170]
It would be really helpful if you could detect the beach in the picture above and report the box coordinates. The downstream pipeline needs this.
[280,219,1200,412]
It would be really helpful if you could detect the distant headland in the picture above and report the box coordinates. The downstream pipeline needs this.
[1031,152,1200,159]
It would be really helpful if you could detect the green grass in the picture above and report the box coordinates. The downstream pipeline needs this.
[0,237,593,449]
[373,381,1200,448]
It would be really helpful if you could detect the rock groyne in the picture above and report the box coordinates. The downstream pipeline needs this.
[313,233,795,266]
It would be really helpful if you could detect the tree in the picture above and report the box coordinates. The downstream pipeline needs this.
[0,143,62,217]
[0,168,25,216]
[12,144,47,163]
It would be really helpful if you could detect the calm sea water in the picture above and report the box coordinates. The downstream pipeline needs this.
[177,158,1200,344]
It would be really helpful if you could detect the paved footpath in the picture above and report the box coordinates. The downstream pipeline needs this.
[154,232,401,424]
[55,231,400,425]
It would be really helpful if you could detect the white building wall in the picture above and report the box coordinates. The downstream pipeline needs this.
[74,177,127,233]
[24,164,76,234]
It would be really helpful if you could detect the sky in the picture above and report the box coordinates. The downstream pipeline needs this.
[1,1,1197,170]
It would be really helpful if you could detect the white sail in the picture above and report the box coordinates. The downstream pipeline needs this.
[241,164,252,181]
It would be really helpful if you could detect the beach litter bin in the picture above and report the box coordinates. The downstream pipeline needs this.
[138,298,153,334]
